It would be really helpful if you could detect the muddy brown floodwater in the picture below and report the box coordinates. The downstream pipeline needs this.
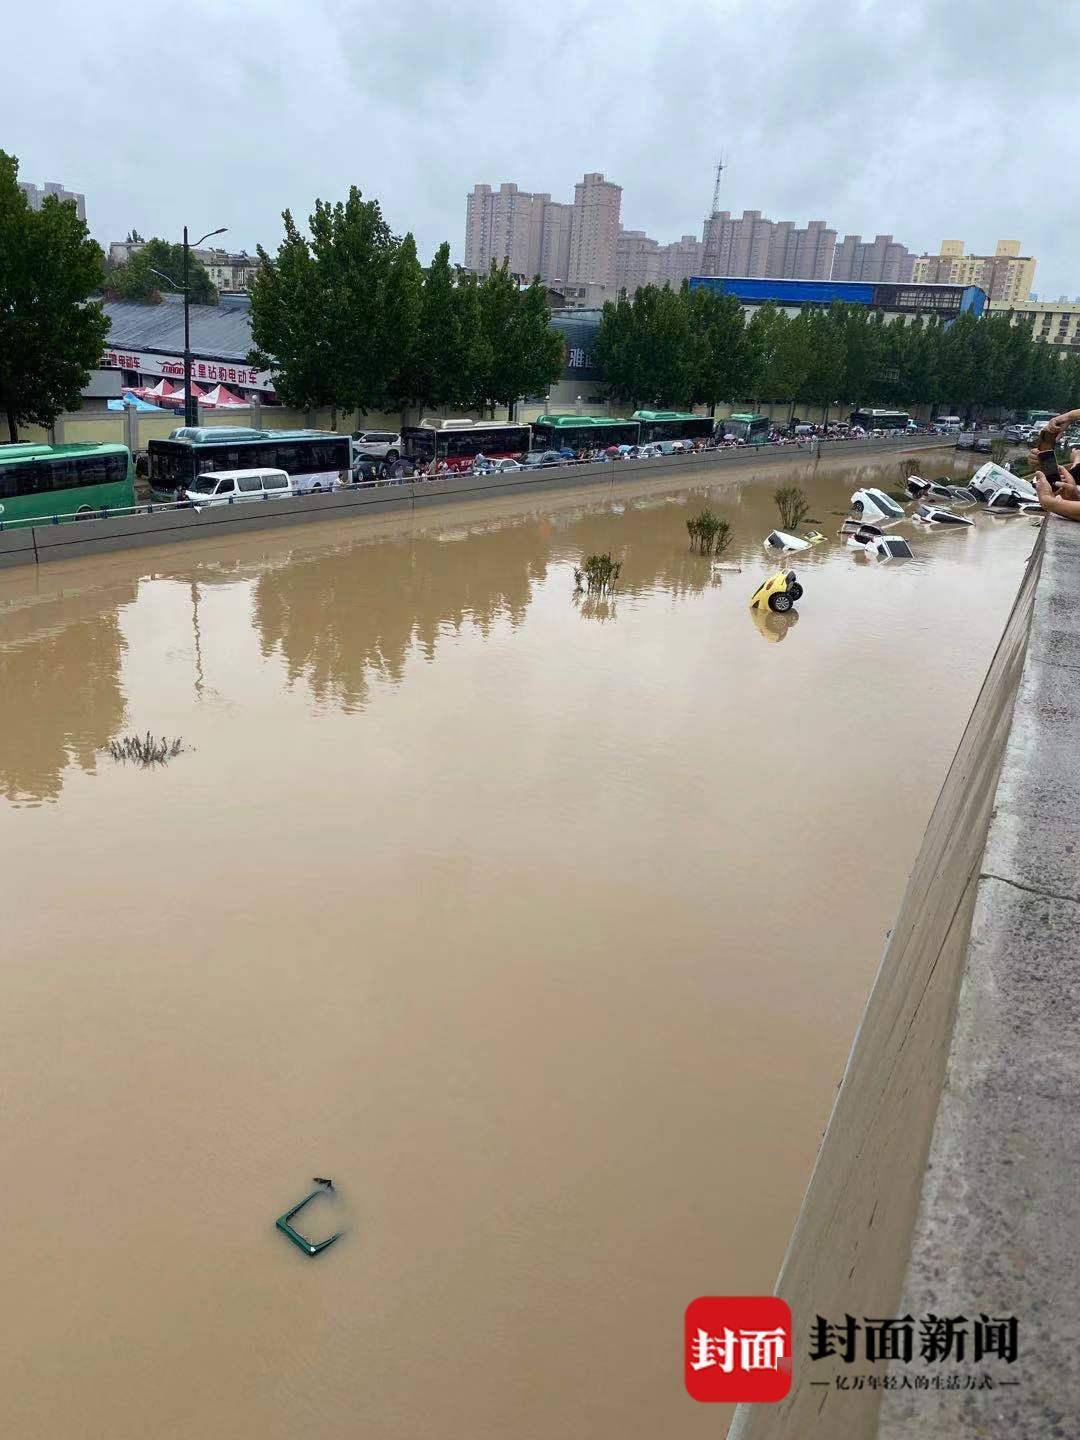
[0,450,1035,1438]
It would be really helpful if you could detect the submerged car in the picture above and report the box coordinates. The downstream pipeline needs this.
[749,568,804,614]
[763,529,823,552]
[845,524,914,558]
[968,462,1036,504]
[913,504,974,527]
[850,488,905,525]
[984,487,1040,514]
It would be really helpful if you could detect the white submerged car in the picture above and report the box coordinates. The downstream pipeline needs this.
[849,488,905,525]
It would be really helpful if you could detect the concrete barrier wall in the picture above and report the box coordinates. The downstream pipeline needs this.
[729,527,1045,1440]
[1,437,951,572]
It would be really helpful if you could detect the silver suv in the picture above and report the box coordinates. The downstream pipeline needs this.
[351,430,401,462]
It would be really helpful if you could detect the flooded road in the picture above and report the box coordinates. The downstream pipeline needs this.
[0,450,1035,1438]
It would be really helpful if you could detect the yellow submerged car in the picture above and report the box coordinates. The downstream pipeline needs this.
[749,568,804,614]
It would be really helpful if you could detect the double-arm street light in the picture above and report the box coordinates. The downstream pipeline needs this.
[148,225,227,426]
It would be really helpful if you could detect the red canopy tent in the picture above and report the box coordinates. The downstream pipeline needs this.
[200,383,246,408]
[144,378,180,399]
[162,382,206,409]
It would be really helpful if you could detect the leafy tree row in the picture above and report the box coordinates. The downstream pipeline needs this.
[594,284,1080,422]
[247,187,564,421]
[0,151,108,442]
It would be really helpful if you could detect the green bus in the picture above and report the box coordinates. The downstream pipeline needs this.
[632,410,716,444]
[721,413,772,445]
[530,413,640,453]
[0,442,135,526]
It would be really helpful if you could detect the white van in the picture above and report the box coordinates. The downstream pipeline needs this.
[934,415,962,431]
[185,468,293,507]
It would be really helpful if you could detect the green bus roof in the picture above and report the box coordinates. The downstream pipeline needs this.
[631,410,699,422]
[0,441,129,463]
[534,414,633,428]
[726,413,769,422]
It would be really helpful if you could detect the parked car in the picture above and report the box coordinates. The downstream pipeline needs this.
[185,468,293,506]
[350,459,381,484]
[351,430,401,462]
[1002,423,1027,444]
[522,450,564,469]
[955,432,976,450]
[973,436,993,454]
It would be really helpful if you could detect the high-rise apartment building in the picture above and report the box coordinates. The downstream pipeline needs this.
[464,183,548,278]
[18,178,86,221]
[614,230,704,295]
[989,296,1080,351]
[567,172,621,288]
[539,202,573,286]
[912,241,1036,304]
[464,174,620,289]
[831,234,914,283]
[700,211,836,281]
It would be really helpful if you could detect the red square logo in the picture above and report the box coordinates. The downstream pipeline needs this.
[685,1296,793,1403]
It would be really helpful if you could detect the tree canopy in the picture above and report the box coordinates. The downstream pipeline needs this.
[0,151,109,441]
[593,284,1080,420]
[249,193,563,420]
[103,237,217,305]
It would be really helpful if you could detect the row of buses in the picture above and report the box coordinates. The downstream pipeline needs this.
[0,410,779,525]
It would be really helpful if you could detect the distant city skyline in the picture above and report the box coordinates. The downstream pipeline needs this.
[463,174,1048,300]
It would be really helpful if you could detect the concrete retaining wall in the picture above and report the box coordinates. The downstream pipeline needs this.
[0,437,950,572]
[730,515,1080,1439]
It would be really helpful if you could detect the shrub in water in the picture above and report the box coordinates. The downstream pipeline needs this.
[686,508,732,557]
[108,732,184,767]
[575,553,621,594]
[774,486,809,532]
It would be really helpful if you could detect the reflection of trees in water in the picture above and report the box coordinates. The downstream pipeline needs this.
[252,520,551,710]
[0,591,132,804]
[559,503,724,603]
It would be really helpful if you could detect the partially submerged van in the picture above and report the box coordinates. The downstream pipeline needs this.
[185,468,293,507]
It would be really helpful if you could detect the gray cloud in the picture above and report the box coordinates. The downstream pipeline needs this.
[2,0,1077,295]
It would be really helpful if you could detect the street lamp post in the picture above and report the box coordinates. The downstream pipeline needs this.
[150,226,227,427]
[183,226,227,426]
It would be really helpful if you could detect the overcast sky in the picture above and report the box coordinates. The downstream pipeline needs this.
[4,0,1078,297]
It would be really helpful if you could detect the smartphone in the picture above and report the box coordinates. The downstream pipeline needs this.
[1037,449,1061,484]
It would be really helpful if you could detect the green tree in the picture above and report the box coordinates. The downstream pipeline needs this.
[744,303,789,408]
[593,295,636,402]
[0,151,109,441]
[801,308,846,425]
[311,187,396,418]
[415,243,466,411]
[471,264,564,417]
[248,209,337,411]
[685,285,751,413]
[104,237,217,305]
[381,231,425,416]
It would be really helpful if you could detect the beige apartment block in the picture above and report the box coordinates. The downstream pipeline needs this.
[567,172,622,287]
[989,297,1080,352]
[913,241,1036,305]
[464,182,550,278]
[464,175,621,288]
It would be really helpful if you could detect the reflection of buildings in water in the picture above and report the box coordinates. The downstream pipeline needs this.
[0,581,136,804]
[252,520,551,711]
[749,606,801,644]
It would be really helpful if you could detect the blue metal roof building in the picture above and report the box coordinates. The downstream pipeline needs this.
[688,277,987,320]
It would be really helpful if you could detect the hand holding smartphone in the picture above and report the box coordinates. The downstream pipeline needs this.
[1037,428,1062,488]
